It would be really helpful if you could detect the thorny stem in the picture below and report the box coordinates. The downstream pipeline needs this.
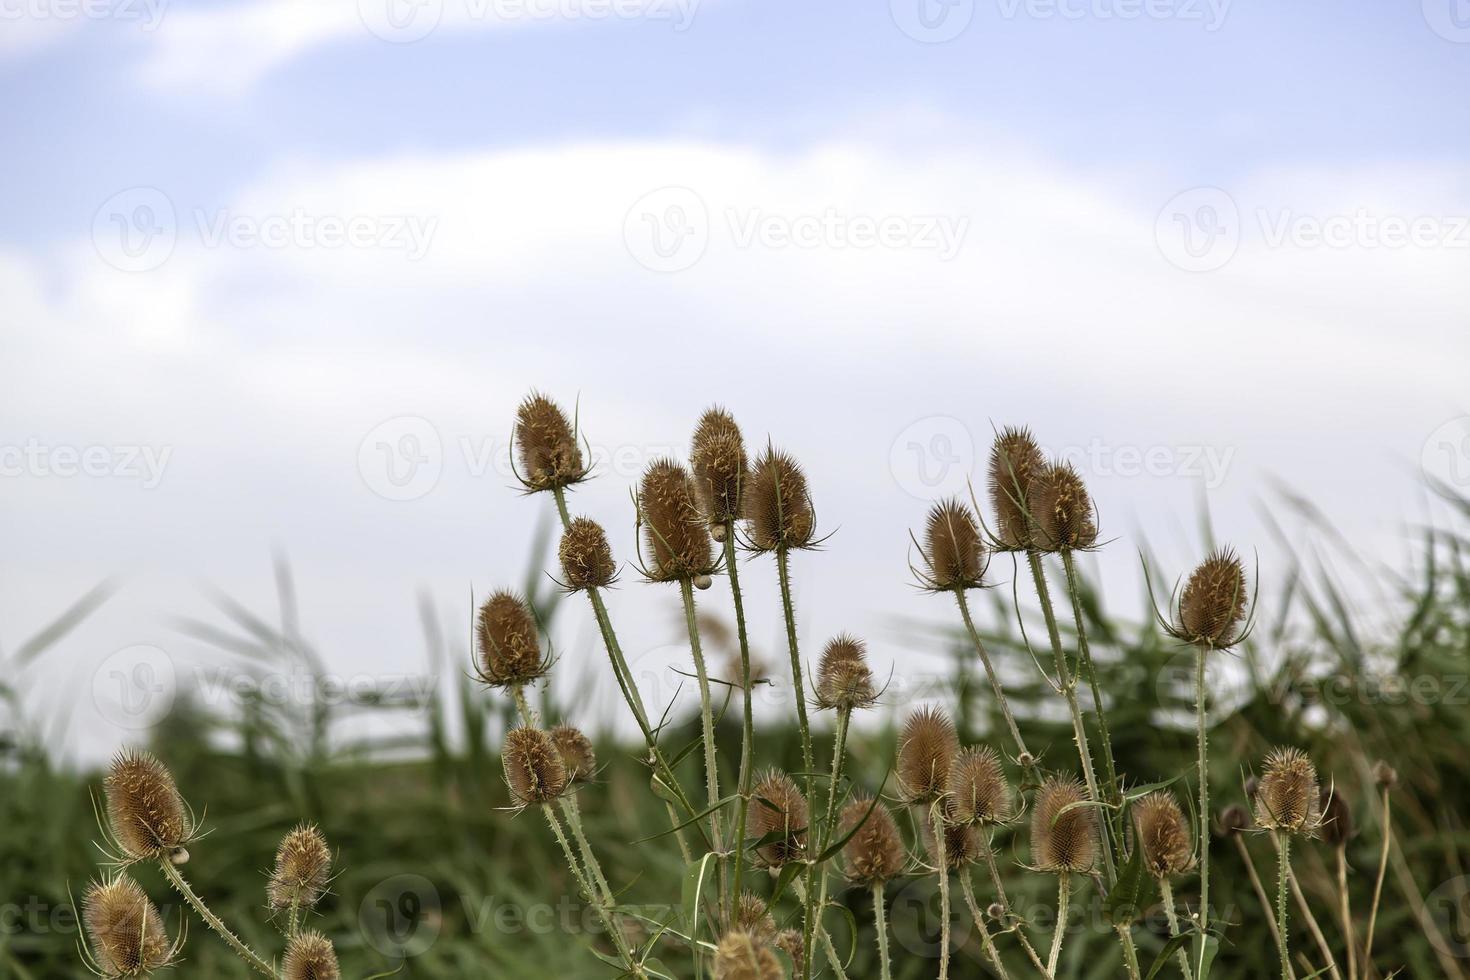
[790,879,849,980]
[1116,925,1143,980]
[1336,846,1357,980]
[1276,833,1293,980]
[562,798,615,905]
[1194,641,1211,961]
[1362,788,1390,968]
[979,835,1049,976]
[1159,878,1196,980]
[680,576,727,925]
[775,545,816,979]
[933,804,952,980]
[1060,554,1122,832]
[287,901,299,939]
[723,530,756,911]
[959,874,1013,980]
[954,587,1030,762]
[805,708,850,980]
[872,883,893,980]
[543,803,643,978]
[1048,872,1070,977]
[160,859,277,978]
[1233,835,1291,978]
[1284,855,1343,980]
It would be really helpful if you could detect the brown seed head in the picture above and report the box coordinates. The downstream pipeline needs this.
[897,707,959,804]
[83,876,176,977]
[104,750,192,861]
[947,746,1012,826]
[268,823,332,910]
[734,892,777,943]
[1026,461,1098,552]
[714,930,783,980]
[513,392,586,492]
[559,517,616,590]
[743,447,816,553]
[988,427,1046,551]
[550,725,597,783]
[1215,804,1252,839]
[815,634,876,711]
[475,591,547,688]
[775,929,803,974]
[283,930,341,980]
[639,459,716,581]
[750,769,808,868]
[1372,760,1398,790]
[1254,747,1322,835]
[1132,791,1194,878]
[1318,787,1356,848]
[502,727,568,804]
[1031,776,1098,873]
[920,498,987,590]
[692,407,749,528]
[926,817,982,873]
[1176,548,1249,647]
[839,795,905,885]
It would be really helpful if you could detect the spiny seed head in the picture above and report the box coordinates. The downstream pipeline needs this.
[104,750,192,861]
[734,892,776,943]
[750,769,808,868]
[775,929,804,974]
[926,816,982,872]
[714,930,783,980]
[988,427,1046,551]
[1254,747,1322,835]
[1031,776,1098,873]
[513,392,586,492]
[815,634,877,711]
[559,517,616,590]
[502,727,568,805]
[1026,461,1098,552]
[898,706,959,804]
[920,498,987,590]
[839,795,905,885]
[1176,548,1249,647]
[1132,791,1194,879]
[475,591,548,688]
[692,407,749,528]
[743,447,816,553]
[639,459,716,582]
[83,876,177,977]
[947,746,1012,826]
[268,823,332,910]
[283,930,340,980]
[550,725,597,783]
[1318,787,1356,847]
[1372,760,1398,790]
[1215,804,1251,839]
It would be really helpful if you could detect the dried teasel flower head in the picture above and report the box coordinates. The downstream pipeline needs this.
[1372,760,1398,790]
[82,875,180,977]
[924,815,982,873]
[839,794,905,885]
[692,407,749,532]
[558,517,616,591]
[743,446,816,553]
[502,727,568,805]
[638,459,716,582]
[1173,548,1250,648]
[897,706,959,804]
[283,930,341,980]
[714,930,783,980]
[947,746,1012,827]
[104,750,193,862]
[918,498,987,591]
[268,823,332,910]
[512,391,587,492]
[988,426,1046,551]
[1254,747,1322,836]
[475,591,549,689]
[550,725,597,783]
[1031,775,1099,873]
[1132,791,1194,879]
[1318,786,1356,848]
[734,892,777,943]
[774,929,804,975]
[815,634,877,711]
[1214,804,1251,839]
[1026,460,1098,553]
[750,769,808,868]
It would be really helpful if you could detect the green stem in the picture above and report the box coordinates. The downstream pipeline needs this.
[933,804,952,980]
[980,836,1050,978]
[1363,789,1390,967]
[954,588,1030,762]
[1061,554,1122,835]
[805,710,850,979]
[775,547,814,785]
[1159,878,1195,980]
[723,529,756,910]
[510,685,536,727]
[872,883,893,980]
[791,879,849,980]
[160,860,277,978]
[959,874,1013,980]
[1277,833,1293,980]
[1117,925,1143,980]
[1048,872,1069,977]
[1194,641,1211,958]
[562,798,614,905]
[679,576,726,925]
[543,803,642,977]
[287,901,299,939]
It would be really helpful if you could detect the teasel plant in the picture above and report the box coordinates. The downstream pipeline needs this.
[897,706,960,980]
[1132,791,1197,980]
[838,793,905,980]
[266,822,333,938]
[78,873,186,978]
[1252,747,1325,980]
[1029,774,1107,978]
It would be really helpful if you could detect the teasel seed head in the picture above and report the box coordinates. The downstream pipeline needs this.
[714,930,783,980]
[1026,461,1098,552]
[104,750,193,862]
[897,706,959,804]
[268,823,332,910]
[474,591,549,689]
[839,794,905,885]
[550,725,597,783]
[82,875,178,977]
[815,634,877,711]
[283,930,341,980]
[1215,804,1251,839]
[692,407,749,529]
[1174,548,1250,648]
[743,446,816,553]
[502,727,568,805]
[926,816,982,872]
[734,892,777,943]
[750,769,808,868]
[1031,775,1099,873]
[1254,747,1322,836]
[947,746,1012,827]
[558,517,616,591]
[918,498,987,591]
[513,392,586,492]
[1132,791,1194,879]
[988,426,1046,551]
[1372,760,1398,790]
[638,459,717,582]
[1318,786,1356,848]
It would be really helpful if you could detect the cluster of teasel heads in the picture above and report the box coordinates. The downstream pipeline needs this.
[79,749,340,979]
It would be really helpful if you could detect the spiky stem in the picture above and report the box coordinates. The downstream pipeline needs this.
[680,576,726,925]
[872,883,893,980]
[1159,878,1195,980]
[1194,641,1211,958]
[1279,841,1343,980]
[1060,554,1122,826]
[160,860,277,978]
[959,874,1014,980]
[805,708,850,979]
[287,900,299,939]
[978,835,1049,976]
[723,529,756,910]
[1363,788,1390,968]
[562,798,614,904]
[1116,925,1143,980]
[954,587,1030,762]
[1276,833,1293,980]
[790,879,849,980]
[1233,834,1290,977]
[933,804,952,980]
[543,803,643,977]
[775,544,816,980]
[1048,872,1070,977]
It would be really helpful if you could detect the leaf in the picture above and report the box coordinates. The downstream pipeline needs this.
[1144,934,1191,979]
[1104,841,1156,926]
[1191,933,1219,980]
[815,788,883,864]
[767,861,804,906]
[632,795,737,844]
[681,852,718,939]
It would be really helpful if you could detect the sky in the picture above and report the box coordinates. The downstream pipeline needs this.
[2,0,1468,761]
